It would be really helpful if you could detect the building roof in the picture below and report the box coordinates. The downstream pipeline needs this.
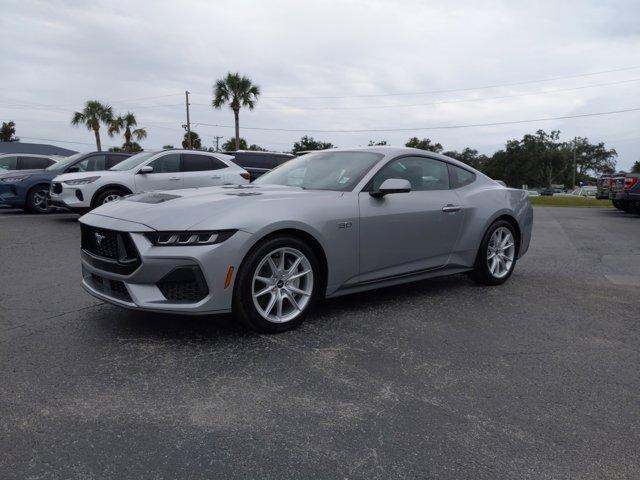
[0,142,77,156]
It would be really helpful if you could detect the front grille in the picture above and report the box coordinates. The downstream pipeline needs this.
[51,182,62,194]
[85,269,132,302]
[81,224,141,275]
[157,266,209,303]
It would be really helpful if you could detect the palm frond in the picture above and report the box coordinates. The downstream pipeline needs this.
[133,128,147,141]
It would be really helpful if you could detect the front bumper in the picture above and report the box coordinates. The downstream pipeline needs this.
[0,184,25,207]
[50,182,91,210]
[79,214,253,314]
[614,191,640,202]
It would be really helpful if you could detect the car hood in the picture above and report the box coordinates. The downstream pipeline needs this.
[85,184,344,231]
[53,170,120,182]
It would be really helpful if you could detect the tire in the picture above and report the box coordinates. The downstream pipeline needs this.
[93,188,127,208]
[621,202,633,214]
[612,200,621,210]
[26,185,52,214]
[233,235,322,333]
[469,220,518,286]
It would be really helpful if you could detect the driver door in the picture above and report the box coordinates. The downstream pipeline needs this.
[358,155,464,283]
[134,153,183,191]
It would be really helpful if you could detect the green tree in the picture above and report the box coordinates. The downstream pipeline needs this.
[108,112,147,153]
[443,148,490,170]
[182,131,201,149]
[0,121,17,142]
[291,135,334,155]
[248,144,266,151]
[212,72,260,151]
[222,137,247,151]
[70,100,114,151]
[368,140,387,146]
[570,137,617,178]
[631,160,640,174]
[162,144,174,149]
[405,137,443,153]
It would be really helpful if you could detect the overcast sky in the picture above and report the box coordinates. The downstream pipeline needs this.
[1,0,639,169]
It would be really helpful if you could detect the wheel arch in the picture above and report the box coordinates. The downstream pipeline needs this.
[90,184,133,208]
[236,227,329,297]
[490,213,521,254]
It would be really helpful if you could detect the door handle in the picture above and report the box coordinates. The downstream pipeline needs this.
[169,177,180,181]
[442,204,461,213]
[210,175,221,179]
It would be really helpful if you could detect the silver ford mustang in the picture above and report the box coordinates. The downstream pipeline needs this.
[79,147,533,332]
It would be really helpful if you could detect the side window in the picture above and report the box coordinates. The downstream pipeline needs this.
[449,164,476,188]
[182,154,226,172]
[75,155,107,172]
[0,156,18,170]
[20,156,51,169]
[148,154,180,173]
[106,155,127,169]
[371,156,450,191]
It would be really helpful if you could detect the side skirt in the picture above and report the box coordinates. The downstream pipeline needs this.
[327,265,472,298]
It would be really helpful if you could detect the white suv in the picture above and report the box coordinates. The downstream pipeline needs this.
[50,150,249,212]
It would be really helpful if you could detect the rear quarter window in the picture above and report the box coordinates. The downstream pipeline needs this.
[449,164,476,188]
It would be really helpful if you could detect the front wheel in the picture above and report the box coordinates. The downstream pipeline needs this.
[94,188,126,208]
[233,236,321,333]
[469,220,518,286]
[26,185,52,214]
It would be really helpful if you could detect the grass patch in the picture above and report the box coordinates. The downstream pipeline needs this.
[529,196,613,208]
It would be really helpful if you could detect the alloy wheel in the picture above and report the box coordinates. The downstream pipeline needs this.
[33,189,50,212]
[487,227,515,279]
[251,247,314,323]
[102,194,121,204]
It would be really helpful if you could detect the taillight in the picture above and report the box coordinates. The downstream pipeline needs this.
[240,172,250,181]
[624,177,638,190]
[609,178,615,187]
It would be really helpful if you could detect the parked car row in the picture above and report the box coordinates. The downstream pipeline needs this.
[609,172,640,215]
[1,149,297,213]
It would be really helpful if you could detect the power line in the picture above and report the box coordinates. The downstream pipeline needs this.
[193,106,640,133]
[255,65,640,99]
[236,77,640,112]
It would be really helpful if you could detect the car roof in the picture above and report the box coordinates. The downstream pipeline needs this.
[227,150,294,157]
[300,146,482,173]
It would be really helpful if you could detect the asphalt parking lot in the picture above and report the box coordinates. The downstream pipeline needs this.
[1,206,639,479]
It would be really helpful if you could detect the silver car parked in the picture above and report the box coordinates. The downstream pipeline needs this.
[79,147,533,332]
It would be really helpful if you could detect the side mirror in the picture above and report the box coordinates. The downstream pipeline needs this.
[138,165,153,174]
[66,166,79,173]
[370,178,412,198]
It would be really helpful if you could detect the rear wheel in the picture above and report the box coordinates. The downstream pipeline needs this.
[26,185,52,214]
[94,188,127,208]
[469,220,518,286]
[233,236,321,333]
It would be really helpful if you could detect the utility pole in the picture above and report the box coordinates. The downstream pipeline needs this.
[573,136,577,188]
[213,135,223,152]
[185,90,192,149]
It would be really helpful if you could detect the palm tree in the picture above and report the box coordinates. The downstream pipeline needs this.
[212,72,260,151]
[71,100,113,151]
[109,112,147,152]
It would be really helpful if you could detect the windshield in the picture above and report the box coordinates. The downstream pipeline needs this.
[109,151,156,171]
[254,151,383,191]
[45,153,85,171]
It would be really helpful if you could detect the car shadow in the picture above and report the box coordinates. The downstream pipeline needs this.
[94,274,474,342]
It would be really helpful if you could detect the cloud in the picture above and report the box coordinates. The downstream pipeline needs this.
[1,0,639,168]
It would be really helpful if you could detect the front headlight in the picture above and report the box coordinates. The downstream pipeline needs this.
[145,230,237,246]
[2,174,31,183]
[63,176,100,185]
